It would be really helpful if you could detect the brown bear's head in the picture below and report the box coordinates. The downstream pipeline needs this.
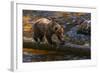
[52,22,65,44]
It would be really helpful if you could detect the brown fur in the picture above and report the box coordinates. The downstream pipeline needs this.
[32,18,64,45]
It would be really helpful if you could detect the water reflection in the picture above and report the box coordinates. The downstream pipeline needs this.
[23,48,90,62]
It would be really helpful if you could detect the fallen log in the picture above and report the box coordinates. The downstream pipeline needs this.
[23,37,90,56]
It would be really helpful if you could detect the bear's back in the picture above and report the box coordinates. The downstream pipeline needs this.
[33,18,51,33]
[35,18,51,25]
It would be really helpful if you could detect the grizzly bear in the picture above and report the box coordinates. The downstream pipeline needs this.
[32,17,65,45]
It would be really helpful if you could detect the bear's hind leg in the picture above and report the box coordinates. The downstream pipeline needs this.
[32,33,38,43]
[39,34,46,44]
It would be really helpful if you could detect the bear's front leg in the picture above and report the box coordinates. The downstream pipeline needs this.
[46,34,53,45]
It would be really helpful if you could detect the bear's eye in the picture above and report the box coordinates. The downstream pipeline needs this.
[55,27,58,31]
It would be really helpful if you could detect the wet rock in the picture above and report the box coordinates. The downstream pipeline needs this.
[72,56,80,60]
[63,55,74,60]
[32,55,47,59]
[66,25,90,44]
[23,53,33,62]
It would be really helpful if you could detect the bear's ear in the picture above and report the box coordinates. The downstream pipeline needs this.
[47,17,52,21]
[47,17,55,21]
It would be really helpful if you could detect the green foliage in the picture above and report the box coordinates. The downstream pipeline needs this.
[64,35,70,41]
